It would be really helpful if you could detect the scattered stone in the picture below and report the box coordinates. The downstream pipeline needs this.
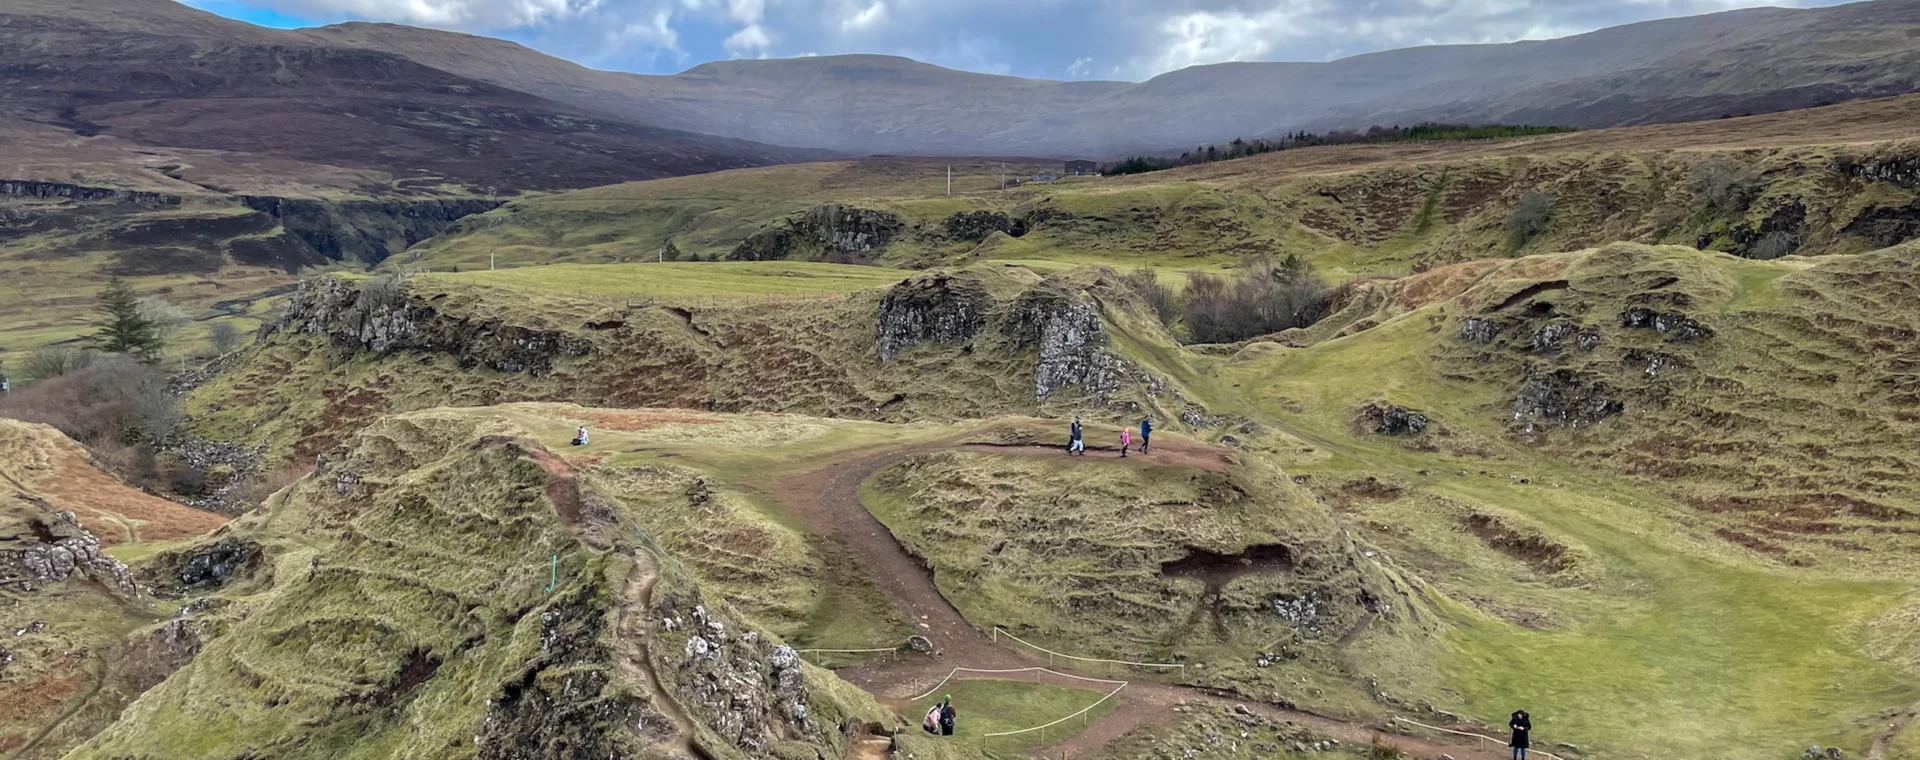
[1531,320,1599,353]
[1512,371,1623,428]
[942,211,1027,241]
[906,635,933,653]
[1358,403,1430,436]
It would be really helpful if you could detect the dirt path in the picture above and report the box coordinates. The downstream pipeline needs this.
[1869,700,1920,760]
[763,441,1511,760]
[612,551,714,760]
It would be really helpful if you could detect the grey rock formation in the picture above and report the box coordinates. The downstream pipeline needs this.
[1620,307,1712,341]
[1842,152,1920,189]
[941,210,1027,241]
[1531,320,1599,353]
[730,204,903,262]
[0,179,180,206]
[281,274,591,374]
[1461,317,1504,344]
[876,273,990,360]
[1360,403,1430,435]
[1512,371,1624,428]
[1005,286,1122,400]
[2,507,139,599]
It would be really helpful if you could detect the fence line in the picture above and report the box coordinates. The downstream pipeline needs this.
[992,627,1186,670]
[1391,717,1567,760]
[983,682,1126,738]
[795,647,902,664]
[910,666,1126,702]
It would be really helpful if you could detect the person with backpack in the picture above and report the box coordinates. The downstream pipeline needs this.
[1119,427,1132,457]
[939,696,957,736]
[1509,709,1532,760]
[923,702,943,735]
[571,425,590,447]
[1139,417,1152,454]
[1068,417,1084,456]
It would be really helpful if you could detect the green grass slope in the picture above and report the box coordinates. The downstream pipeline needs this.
[66,410,894,760]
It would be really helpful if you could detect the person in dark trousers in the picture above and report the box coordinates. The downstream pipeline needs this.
[1509,710,1531,760]
[1068,417,1085,456]
[939,696,957,736]
[1119,427,1131,457]
[922,703,942,735]
[1139,417,1152,454]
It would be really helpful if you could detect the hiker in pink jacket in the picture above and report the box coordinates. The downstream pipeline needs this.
[1119,427,1132,457]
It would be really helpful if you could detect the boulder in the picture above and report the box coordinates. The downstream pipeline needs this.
[1460,317,1504,344]
[876,273,990,360]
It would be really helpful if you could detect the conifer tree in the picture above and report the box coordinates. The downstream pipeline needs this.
[91,277,163,363]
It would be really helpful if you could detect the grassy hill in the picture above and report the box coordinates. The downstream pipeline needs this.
[404,96,1920,283]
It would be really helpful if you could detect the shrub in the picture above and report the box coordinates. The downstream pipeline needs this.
[244,462,314,507]
[1749,230,1801,260]
[20,346,94,383]
[207,321,244,356]
[0,353,177,446]
[137,296,190,342]
[1120,268,1180,327]
[1507,190,1556,251]
[1183,254,1330,343]
[1691,157,1764,219]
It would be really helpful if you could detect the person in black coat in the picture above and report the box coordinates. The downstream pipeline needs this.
[1509,710,1532,760]
[1139,417,1152,453]
[1068,417,1085,456]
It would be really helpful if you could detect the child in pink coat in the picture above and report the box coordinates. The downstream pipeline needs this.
[1119,428,1132,457]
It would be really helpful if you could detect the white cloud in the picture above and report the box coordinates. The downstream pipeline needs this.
[840,0,887,32]
[253,0,605,29]
[724,23,773,53]
[611,8,682,59]
[1065,56,1093,78]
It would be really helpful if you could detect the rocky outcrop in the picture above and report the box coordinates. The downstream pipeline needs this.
[658,600,813,753]
[1512,371,1623,429]
[1358,403,1430,436]
[1839,152,1920,189]
[1004,286,1123,400]
[242,195,502,266]
[1,502,139,599]
[876,273,990,360]
[730,205,902,262]
[0,179,180,206]
[1461,317,1504,344]
[1620,307,1712,341]
[1531,321,1599,353]
[281,275,591,374]
[141,539,261,593]
[942,210,1027,241]
[480,591,643,760]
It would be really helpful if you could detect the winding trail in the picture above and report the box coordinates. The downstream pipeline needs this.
[756,438,1512,760]
[1869,699,1920,760]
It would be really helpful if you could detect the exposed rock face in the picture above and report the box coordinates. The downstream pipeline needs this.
[942,210,1027,241]
[659,600,813,753]
[140,539,261,593]
[1512,371,1623,429]
[1841,152,1920,189]
[0,179,180,206]
[1004,286,1123,400]
[876,273,990,360]
[730,204,903,262]
[1,504,139,599]
[481,591,642,760]
[281,275,591,373]
[1531,321,1599,353]
[1461,317,1504,344]
[1359,403,1430,435]
[243,195,503,266]
[1620,307,1712,341]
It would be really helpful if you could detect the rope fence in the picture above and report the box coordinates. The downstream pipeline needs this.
[1392,717,1567,760]
[908,667,1130,749]
[795,647,903,664]
[992,627,1186,670]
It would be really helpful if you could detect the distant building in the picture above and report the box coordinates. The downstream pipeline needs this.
[1064,160,1098,176]
[1031,174,1059,183]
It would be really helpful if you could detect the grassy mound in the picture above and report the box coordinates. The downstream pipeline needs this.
[64,412,892,760]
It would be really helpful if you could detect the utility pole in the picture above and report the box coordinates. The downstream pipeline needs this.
[490,250,496,271]
[947,165,952,197]
[1000,162,1006,191]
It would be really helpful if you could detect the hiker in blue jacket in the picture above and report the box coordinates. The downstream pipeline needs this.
[1140,417,1152,454]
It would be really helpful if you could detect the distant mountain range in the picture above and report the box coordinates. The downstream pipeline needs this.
[307,0,1920,158]
[2,0,1918,192]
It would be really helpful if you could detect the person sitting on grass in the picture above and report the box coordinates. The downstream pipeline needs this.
[571,425,589,447]
[1509,709,1531,760]
[923,703,942,735]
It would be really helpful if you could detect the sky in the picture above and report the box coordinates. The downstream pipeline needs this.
[185,0,1856,81]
